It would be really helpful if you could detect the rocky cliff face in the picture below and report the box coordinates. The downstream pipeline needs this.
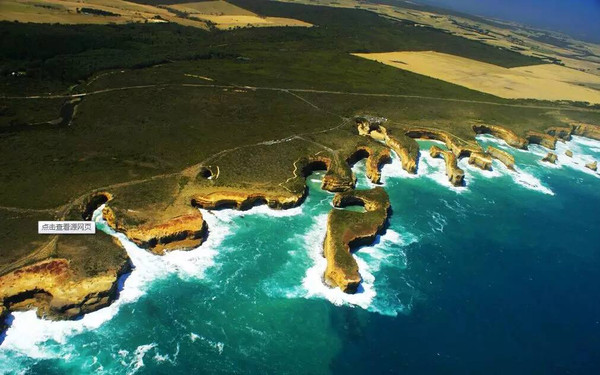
[0,256,131,322]
[347,146,392,184]
[323,188,390,293]
[299,154,355,193]
[472,124,528,149]
[468,152,493,170]
[571,123,600,141]
[526,131,557,150]
[357,120,419,174]
[429,145,465,186]
[1,198,131,330]
[386,134,419,174]
[191,189,303,210]
[546,126,572,141]
[542,152,558,164]
[0,305,8,332]
[487,146,516,170]
[585,161,598,171]
[104,207,207,255]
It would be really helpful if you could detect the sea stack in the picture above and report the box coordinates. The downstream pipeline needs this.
[585,161,597,171]
[429,145,465,186]
[542,152,558,164]
[323,188,390,293]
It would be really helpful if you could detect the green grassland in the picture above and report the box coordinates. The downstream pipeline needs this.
[0,0,542,95]
[297,92,600,140]
[1,0,600,281]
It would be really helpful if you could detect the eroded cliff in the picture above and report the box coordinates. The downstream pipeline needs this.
[429,145,465,186]
[323,188,390,293]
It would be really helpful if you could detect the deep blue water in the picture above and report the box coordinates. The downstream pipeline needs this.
[1,135,599,374]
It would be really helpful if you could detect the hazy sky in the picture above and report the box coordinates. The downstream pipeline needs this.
[415,0,600,42]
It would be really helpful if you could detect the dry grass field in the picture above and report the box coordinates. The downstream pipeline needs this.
[354,51,600,104]
[276,0,600,76]
[167,1,311,29]
[0,0,207,27]
[0,0,311,29]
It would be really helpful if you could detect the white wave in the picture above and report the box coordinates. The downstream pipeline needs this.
[300,215,376,309]
[476,133,599,180]
[421,152,468,193]
[552,137,600,178]
[510,166,555,195]
[430,212,447,233]
[570,135,600,150]
[351,160,377,189]
[440,198,468,218]
[153,343,179,365]
[203,203,303,221]
[298,215,413,316]
[188,333,224,355]
[460,157,502,179]
[380,151,419,182]
[128,343,156,374]
[235,204,304,217]
[0,205,229,359]
[471,135,556,195]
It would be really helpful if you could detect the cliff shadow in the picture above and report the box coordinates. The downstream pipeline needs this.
[0,314,14,345]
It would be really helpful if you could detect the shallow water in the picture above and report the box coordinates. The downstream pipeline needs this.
[1,136,600,374]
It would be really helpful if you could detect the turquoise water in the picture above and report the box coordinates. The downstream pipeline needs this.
[1,135,600,374]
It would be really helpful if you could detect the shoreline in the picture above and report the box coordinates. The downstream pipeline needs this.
[1,121,600,342]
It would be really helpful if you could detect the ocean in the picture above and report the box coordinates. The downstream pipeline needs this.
[1,135,599,374]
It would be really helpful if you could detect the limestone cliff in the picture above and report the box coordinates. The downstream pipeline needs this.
[487,146,516,170]
[472,124,528,149]
[357,120,419,174]
[585,161,598,171]
[0,305,7,332]
[546,126,572,141]
[468,152,493,170]
[103,206,207,255]
[190,189,303,210]
[571,123,600,141]
[0,258,131,321]
[323,188,390,293]
[429,145,465,186]
[405,127,479,157]
[321,154,356,192]
[347,146,392,184]
[526,131,557,150]
[542,152,558,164]
[0,192,132,328]
[100,177,209,254]
[387,134,419,174]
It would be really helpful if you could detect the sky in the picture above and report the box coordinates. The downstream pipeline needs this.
[415,0,600,42]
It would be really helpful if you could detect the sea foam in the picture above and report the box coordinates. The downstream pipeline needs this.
[474,135,555,195]
[0,205,230,361]
[299,214,414,316]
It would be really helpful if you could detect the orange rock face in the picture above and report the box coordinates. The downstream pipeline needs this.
[487,146,516,170]
[0,258,130,321]
[430,145,465,186]
[468,152,493,170]
[526,131,557,150]
[103,206,207,254]
[472,124,528,149]
[323,188,390,293]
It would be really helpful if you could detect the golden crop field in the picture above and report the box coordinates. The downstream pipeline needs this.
[354,51,600,104]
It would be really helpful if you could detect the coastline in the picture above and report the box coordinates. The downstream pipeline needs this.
[1,119,599,343]
[1,128,599,368]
